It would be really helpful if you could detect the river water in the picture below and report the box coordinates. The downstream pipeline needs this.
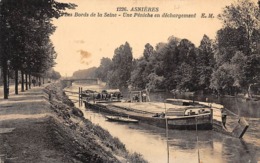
[65,84,260,163]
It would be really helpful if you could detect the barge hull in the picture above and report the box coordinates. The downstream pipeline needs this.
[84,102,213,130]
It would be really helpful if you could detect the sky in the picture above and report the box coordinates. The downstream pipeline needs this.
[51,0,258,77]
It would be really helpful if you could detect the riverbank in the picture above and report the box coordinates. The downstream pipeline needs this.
[0,82,147,162]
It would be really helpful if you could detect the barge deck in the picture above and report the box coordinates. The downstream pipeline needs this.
[84,100,214,130]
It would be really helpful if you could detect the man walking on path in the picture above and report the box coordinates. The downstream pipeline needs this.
[32,79,36,87]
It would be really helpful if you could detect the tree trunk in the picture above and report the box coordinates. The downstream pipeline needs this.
[15,69,18,95]
[21,71,24,92]
[25,73,28,90]
[39,77,41,86]
[2,61,8,99]
[29,74,31,89]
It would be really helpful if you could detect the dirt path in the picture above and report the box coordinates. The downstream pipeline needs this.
[0,86,73,162]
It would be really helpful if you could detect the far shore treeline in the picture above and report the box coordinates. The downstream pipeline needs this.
[73,0,260,96]
[0,0,77,99]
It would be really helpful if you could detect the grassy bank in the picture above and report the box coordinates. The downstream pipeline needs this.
[44,82,148,163]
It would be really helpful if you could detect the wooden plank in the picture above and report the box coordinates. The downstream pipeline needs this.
[232,117,249,138]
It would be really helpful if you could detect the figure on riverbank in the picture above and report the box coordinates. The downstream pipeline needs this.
[222,110,227,128]
[142,93,147,102]
[117,93,121,101]
[32,79,36,87]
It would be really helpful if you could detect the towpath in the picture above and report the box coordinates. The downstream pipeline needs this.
[0,85,71,163]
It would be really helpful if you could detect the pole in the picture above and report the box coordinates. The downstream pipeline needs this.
[78,87,80,107]
[80,87,83,106]
[166,117,169,163]
[196,117,201,163]
[164,101,169,163]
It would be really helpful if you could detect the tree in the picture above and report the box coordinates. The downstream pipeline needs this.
[72,67,97,79]
[218,0,260,55]
[108,42,133,89]
[146,73,165,91]
[149,37,181,90]
[130,36,201,92]
[130,58,150,89]
[45,68,61,80]
[215,0,260,94]
[161,37,180,90]
[175,39,199,91]
[210,63,234,95]
[143,43,155,61]
[215,27,248,65]
[0,0,76,98]
[197,35,215,92]
[95,57,112,82]
[130,43,155,89]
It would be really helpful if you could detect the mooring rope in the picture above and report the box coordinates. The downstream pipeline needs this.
[224,108,239,117]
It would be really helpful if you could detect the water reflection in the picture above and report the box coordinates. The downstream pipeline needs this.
[83,108,230,163]
[65,84,260,163]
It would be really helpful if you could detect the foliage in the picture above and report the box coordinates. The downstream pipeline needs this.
[146,73,165,91]
[0,0,76,71]
[87,0,259,95]
[0,0,76,98]
[218,0,259,55]
[72,67,97,79]
[130,58,149,89]
[45,68,62,80]
[130,43,155,89]
[230,51,248,88]
[213,0,260,94]
[95,57,112,82]
[107,42,133,89]
[127,152,148,163]
[197,35,215,92]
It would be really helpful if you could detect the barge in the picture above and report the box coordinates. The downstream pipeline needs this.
[68,87,249,137]
[83,99,214,130]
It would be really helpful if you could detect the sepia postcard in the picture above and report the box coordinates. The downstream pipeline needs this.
[0,0,259,162]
